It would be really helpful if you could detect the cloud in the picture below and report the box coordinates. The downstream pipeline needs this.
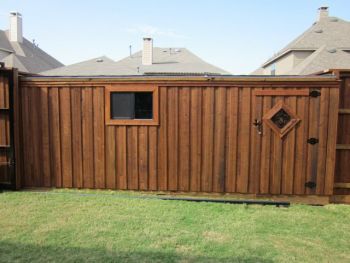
[125,24,188,39]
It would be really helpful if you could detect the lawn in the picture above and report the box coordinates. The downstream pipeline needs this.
[0,190,349,263]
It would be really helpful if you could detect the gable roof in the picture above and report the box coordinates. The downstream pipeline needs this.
[41,47,229,76]
[0,29,63,73]
[253,15,350,74]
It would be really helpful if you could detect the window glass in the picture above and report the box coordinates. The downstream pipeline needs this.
[110,92,134,119]
[135,92,153,119]
[110,92,153,120]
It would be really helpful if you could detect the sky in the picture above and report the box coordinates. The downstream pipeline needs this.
[0,0,349,74]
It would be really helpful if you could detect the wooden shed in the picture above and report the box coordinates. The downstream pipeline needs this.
[0,68,345,202]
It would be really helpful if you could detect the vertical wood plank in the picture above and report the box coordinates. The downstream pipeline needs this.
[31,88,43,186]
[281,95,297,194]
[167,87,179,191]
[60,87,73,188]
[148,126,158,190]
[213,87,226,192]
[13,69,22,189]
[127,126,138,190]
[237,88,250,193]
[20,87,30,186]
[201,87,214,192]
[270,95,283,195]
[71,88,83,188]
[138,126,148,190]
[158,87,168,190]
[260,94,272,194]
[105,126,116,189]
[190,88,202,192]
[294,96,309,194]
[40,87,51,187]
[325,88,339,195]
[82,87,94,188]
[316,88,329,194]
[178,87,190,191]
[93,87,105,188]
[249,88,262,193]
[225,88,238,193]
[116,126,127,189]
[306,92,320,195]
[48,88,62,187]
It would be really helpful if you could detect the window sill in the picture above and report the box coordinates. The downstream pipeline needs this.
[106,119,159,126]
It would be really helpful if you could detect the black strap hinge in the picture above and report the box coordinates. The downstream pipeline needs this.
[307,138,319,145]
[309,90,321,97]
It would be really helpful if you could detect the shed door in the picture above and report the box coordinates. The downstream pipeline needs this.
[254,88,323,195]
[0,69,15,189]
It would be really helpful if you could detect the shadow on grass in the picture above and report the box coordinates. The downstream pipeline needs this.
[0,241,274,263]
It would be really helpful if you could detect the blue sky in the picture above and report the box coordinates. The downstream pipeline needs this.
[0,0,349,74]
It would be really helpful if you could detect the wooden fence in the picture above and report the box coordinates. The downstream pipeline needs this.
[16,76,339,196]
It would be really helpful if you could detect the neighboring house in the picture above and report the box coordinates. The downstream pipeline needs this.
[253,7,350,75]
[41,38,229,76]
[0,12,63,74]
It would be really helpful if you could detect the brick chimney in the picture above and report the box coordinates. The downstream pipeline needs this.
[317,6,329,22]
[9,12,23,43]
[142,37,153,65]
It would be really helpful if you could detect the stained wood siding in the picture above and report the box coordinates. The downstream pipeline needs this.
[18,84,339,195]
[334,73,350,194]
[0,73,10,183]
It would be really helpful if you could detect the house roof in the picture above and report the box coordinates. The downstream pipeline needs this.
[253,15,350,75]
[41,47,229,76]
[0,29,63,73]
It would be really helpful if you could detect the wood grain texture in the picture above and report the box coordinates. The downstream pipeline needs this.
[82,87,94,188]
[201,87,214,192]
[71,88,83,188]
[334,75,350,189]
[225,88,238,193]
[60,87,73,188]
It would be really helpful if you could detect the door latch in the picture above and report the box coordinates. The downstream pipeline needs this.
[253,119,263,135]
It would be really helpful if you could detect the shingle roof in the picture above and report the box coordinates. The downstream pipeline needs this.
[41,47,229,76]
[0,29,63,73]
[253,15,350,74]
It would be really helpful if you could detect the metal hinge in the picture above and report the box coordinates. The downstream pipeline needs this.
[309,90,321,97]
[305,181,316,189]
[307,138,319,145]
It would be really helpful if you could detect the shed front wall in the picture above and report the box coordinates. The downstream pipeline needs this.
[18,83,339,195]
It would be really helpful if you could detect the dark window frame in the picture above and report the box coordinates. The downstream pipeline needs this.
[105,85,159,125]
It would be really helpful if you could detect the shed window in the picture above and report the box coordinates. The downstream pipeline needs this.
[111,92,153,119]
[105,85,159,125]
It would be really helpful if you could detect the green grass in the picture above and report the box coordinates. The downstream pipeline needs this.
[0,190,349,263]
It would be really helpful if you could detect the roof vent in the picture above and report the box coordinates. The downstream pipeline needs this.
[317,6,329,22]
[314,29,323,33]
[96,58,104,62]
[330,18,338,22]
[327,48,337,53]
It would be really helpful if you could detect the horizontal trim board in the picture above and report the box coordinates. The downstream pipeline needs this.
[338,109,350,114]
[254,89,310,96]
[20,82,340,89]
[336,144,350,150]
[334,183,350,189]
[330,195,350,204]
[21,76,338,82]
